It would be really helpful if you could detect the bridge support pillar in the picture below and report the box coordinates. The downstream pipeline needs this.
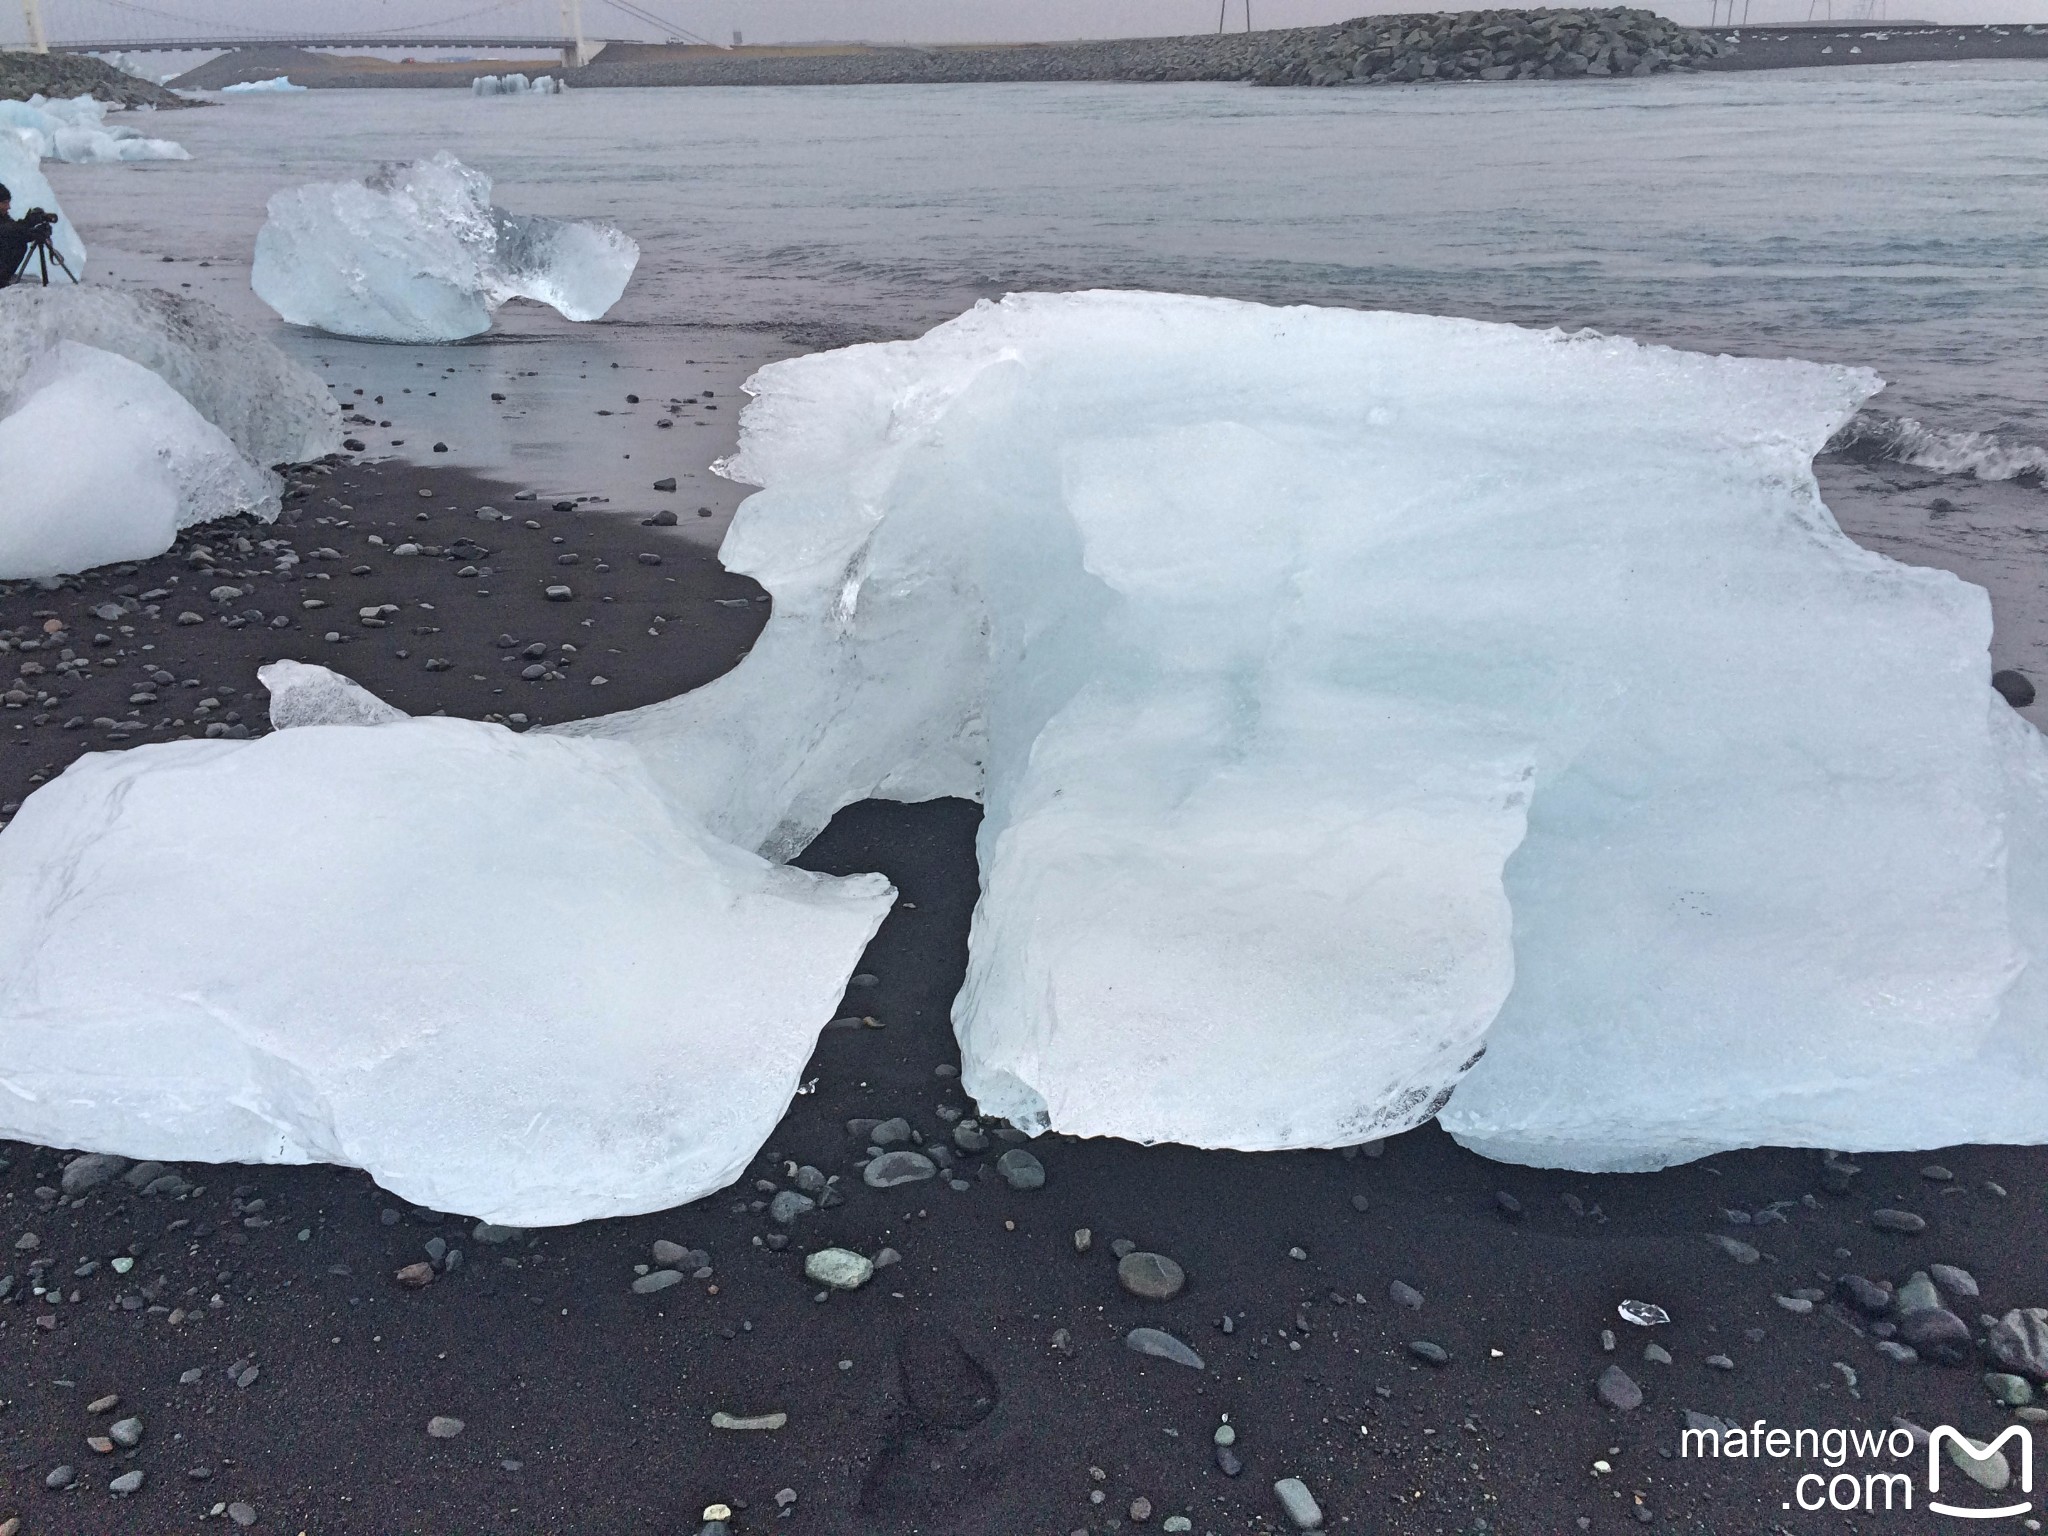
[559,0,595,67]
[20,0,49,54]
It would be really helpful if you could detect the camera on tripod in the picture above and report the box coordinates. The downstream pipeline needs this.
[11,206,77,287]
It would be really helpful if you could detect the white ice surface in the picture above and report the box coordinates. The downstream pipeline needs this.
[250,151,638,341]
[0,132,85,273]
[0,285,341,467]
[260,659,409,729]
[472,73,563,96]
[0,96,188,163]
[564,290,2048,1167]
[221,77,307,93]
[0,673,894,1226]
[0,340,275,578]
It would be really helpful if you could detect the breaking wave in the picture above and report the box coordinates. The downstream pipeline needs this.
[1827,411,2048,484]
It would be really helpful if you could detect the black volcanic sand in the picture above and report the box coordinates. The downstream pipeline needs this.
[4,462,2048,1535]
[0,459,766,830]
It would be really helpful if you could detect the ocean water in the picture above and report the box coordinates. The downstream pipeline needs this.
[44,63,2048,496]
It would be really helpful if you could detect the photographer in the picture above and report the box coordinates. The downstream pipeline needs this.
[0,186,56,288]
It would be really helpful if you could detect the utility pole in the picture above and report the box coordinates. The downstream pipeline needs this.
[21,0,49,55]
[560,0,593,67]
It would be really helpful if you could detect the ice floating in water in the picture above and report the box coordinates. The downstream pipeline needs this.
[0,286,339,576]
[472,73,563,96]
[565,290,2048,1171]
[0,95,188,163]
[105,52,178,85]
[0,665,894,1226]
[222,77,307,93]
[0,133,85,273]
[250,151,639,341]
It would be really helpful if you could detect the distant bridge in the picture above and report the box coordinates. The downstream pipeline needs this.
[12,0,715,64]
[48,36,592,54]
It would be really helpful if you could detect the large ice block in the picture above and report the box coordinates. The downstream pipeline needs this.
[0,677,894,1226]
[0,286,339,576]
[0,340,275,578]
[0,132,84,273]
[567,290,2045,1166]
[0,285,342,467]
[250,151,638,341]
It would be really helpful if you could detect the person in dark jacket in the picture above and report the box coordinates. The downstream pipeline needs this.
[0,186,51,287]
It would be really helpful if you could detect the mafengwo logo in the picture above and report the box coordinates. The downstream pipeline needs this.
[1678,1417,2034,1519]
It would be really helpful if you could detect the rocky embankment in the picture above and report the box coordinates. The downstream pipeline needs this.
[0,51,187,107]
[1254,7,1723,85]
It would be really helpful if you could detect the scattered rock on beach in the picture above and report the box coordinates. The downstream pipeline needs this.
[1708,1234,1759,1263]
[60,1154,129,1195]
[804,1248,874,1291]
[1994,669,2036,708]
[997,1148,1045,1190]
[1118,1252,1186,1301]
[1273,1476,1324,1530]
[1895,1307,1971,1365]
[1597,1364,1643,1411]
[1932,1263,1980,1299]
[1127,1327,1205,1370]
[863,1151,936,1188]
[1986,1309,2048,1380]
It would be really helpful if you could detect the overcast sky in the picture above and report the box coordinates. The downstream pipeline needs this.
[10,0,2047,51]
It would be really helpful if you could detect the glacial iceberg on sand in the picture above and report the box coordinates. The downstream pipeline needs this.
[0,94,188,163]
[565,290,2048,1170]
[0,133,85,274]
[7,291,2047,1218]
[0,664,894,1226]
[1,285,341,467]
[0,341,272,579]
[0,286,341,576]
[250,151,639,341]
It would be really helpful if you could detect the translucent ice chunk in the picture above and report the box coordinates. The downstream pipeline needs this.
[566,290,2040,1164]
[0,130,85,273]
[221,76,307,93]
[0,285,341,467]
[0,702,894,1226]
[250,151,638,341]
[471,73,563,96]
[0,95,188,163]
[0,340,276,578]
[260,659,409,729]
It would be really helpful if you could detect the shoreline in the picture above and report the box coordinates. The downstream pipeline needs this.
[168,23,2048,92]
